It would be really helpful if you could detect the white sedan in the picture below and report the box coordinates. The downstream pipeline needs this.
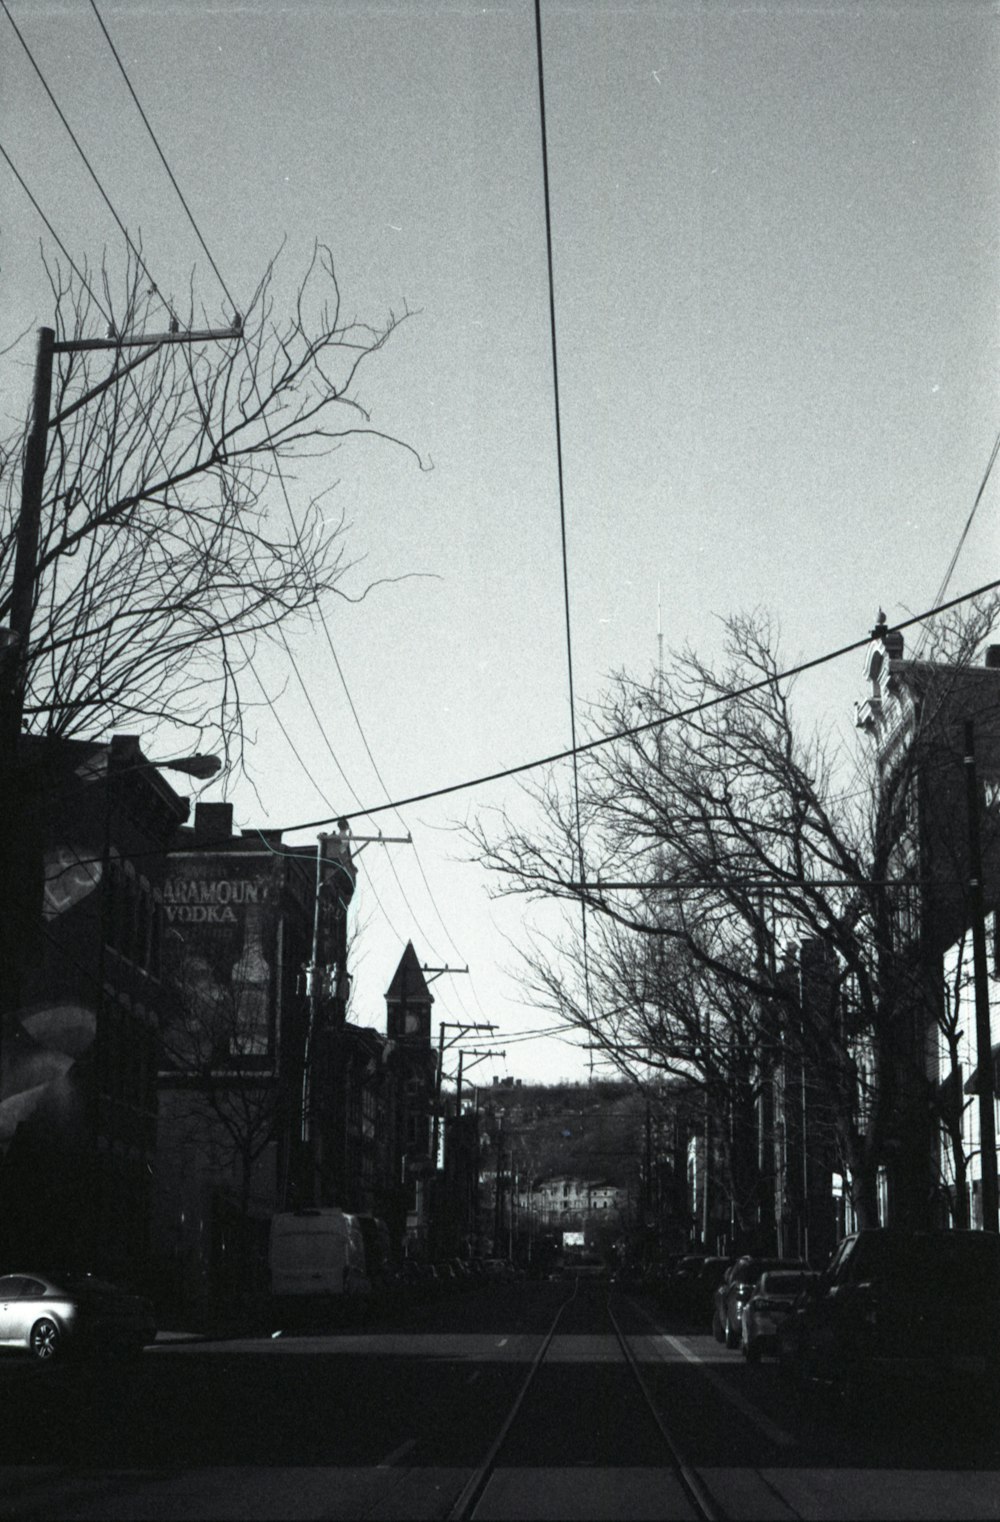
[0,1272,156,1362]
[740,1269,817,1362]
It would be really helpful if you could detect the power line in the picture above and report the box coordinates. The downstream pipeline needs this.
[317,626,500,1023]
[26,586,1000,885]
[0,140,112,325]
[917,423,1000,657]
[85,13,475,1020]
[88,0,233,310]
[270,575,1000,834]
[534,0,593,1073]
[2,0,176,326]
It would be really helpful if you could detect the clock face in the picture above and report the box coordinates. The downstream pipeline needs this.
[404,1012,422,1035]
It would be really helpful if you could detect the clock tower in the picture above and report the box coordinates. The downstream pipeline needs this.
[386,940,434,1045]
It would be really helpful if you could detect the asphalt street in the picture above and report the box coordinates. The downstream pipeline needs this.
[0,1282,997,1520]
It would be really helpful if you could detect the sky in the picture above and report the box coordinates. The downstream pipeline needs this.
[2,0,999,1086]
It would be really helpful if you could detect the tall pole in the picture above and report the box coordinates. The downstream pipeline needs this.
[1,329,55,1028]
[429,1015,495,1180]
[431,1022,446,1169]
[494,1115,504,1250]
[6,327,54,745]
[300,832,328,1204]
[964,720,999,1232]
[2,321,238,1026]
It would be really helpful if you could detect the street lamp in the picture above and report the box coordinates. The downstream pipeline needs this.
[156,753,224,781]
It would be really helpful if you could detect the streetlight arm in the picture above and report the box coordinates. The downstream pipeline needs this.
[160,754,223,780]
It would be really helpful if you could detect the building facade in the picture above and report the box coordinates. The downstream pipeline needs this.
[856,615,1000,1230]
[154,801,319,1307]
[0,735,188,1290]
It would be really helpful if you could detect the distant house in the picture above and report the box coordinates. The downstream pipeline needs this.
[524,1175,628,1226]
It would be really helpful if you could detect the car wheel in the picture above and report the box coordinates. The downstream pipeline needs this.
[711,1308,725,1343]
[725,1315,740,1350]
[29,1318,61,1362]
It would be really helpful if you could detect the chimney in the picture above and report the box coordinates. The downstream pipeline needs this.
[194,801,233,844]
[985,646,1000,669]
[882,628,904,659]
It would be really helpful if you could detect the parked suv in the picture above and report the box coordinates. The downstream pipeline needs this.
[713,1256,811,1348]
[777,1228,1000,1399]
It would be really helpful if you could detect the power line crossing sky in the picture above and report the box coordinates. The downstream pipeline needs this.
[2,0,998,1081]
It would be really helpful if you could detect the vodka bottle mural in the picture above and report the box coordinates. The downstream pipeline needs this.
[230,897,271,1057]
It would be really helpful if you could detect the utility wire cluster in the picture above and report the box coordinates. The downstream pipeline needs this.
[0,0,494,1046]
[3,1,999,1064]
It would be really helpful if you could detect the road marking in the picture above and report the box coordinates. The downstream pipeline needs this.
[658,1335,795,1450]
[497,1337,508,1346]
[467,1369,481,1384]
[376,1438,417,1469]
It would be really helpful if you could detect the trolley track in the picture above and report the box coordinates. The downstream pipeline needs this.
[444,1281,721,1521]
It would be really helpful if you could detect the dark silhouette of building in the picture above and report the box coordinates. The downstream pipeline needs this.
[0,735,188,1290]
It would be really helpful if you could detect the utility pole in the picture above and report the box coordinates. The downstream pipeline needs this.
[429,1010,492,1169]
[452,1046,506,1118]
[964,720,999,1233]
[1,320,240,1027]
[494,1113,505,1251]
[447,1048,503,1259]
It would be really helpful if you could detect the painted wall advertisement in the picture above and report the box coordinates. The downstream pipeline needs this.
[162,862,276,1064]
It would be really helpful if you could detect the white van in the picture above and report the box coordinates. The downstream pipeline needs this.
[269,1208,370,1298]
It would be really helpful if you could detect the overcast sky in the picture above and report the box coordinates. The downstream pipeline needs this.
[3,0,999,1084]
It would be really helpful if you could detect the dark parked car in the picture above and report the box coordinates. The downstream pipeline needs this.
[776,1229,1000,1400]
[0,1272,156,1362]
[674,1256,731,1320]
[714,1256,811,1348]
[740,1269,818,1362]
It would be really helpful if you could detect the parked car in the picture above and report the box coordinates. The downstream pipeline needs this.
[0,1272,156,1363]
[740,1268,818,1362]
[714,1256,811,1348]
[671,1256,731,1319]
[776,1229,1000,1401]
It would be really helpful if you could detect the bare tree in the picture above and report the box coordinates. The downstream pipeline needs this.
[472,603,1000,1235]
[0,243,422,766]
